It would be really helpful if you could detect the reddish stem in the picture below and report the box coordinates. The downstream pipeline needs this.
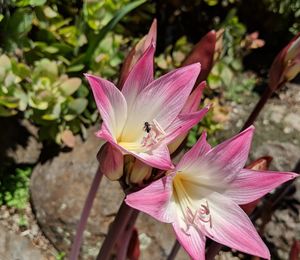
[69,166,103,260]
[116,210,139,260]
[206,243,223,260]
[96,201,136,260]
[167,240,181,260]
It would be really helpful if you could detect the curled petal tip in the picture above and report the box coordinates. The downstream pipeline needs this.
[290,172,299,179]
[84,73,97,80]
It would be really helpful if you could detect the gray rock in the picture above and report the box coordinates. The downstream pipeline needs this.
[0,224,46,260]
[136,213,189,260]
[284,112,300,132]
[250,141,300,171]
[30,126,124,259]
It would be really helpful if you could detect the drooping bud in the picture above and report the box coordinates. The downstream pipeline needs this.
[269,33,300,90]
[97,142,124,180]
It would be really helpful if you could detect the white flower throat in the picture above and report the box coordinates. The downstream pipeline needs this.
[173,173,213,235]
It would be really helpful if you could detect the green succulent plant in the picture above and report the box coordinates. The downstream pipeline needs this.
[0,54,29,116]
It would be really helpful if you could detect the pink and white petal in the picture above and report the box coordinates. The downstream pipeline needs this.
[204,192,270,259]
[181,81,206,113]
[121,63,201,140]
[97,142,124,180]
[121,44,155,112]
[125,174,175,223]
[224,169,298,205]
[130,144,174,170]
[204,126,255,183]
[85,74,127,138]
[172,218,206,260]
[177,131,212,171]
[97,128,173,170]
[164,106,210,145]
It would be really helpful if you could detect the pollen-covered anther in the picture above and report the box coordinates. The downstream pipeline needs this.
[197,201,212,228]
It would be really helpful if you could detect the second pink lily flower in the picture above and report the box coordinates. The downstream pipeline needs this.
[126,126,298,259]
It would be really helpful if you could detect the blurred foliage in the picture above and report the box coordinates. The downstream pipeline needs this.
[55,252,66,260]
[0,0,298,146]
[263,0,300,34]
[0,167,31,209]
[155,36,193,76]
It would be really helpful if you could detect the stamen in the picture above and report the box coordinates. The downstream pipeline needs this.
[184,201,213,231]
[141,119,166,147]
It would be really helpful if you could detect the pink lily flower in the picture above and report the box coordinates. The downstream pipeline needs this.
[86,54,209,179]
[126,126,298,259]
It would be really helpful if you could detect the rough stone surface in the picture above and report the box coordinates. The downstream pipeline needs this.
[30,126,124,259]
[136,213,189,259]
[0,224,46,260]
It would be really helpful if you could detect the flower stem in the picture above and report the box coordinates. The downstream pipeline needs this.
[96,201,136,260]
[69,166,103,260]
[206,242,223,260]
[116,210,139,260]
[167,240,181,260]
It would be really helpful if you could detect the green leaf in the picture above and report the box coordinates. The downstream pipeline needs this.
[66,64,85,72]
[16,0,46,7]
[15,63,31,78]
[69,98,88,115]
[84,0,147,63]
[42,114,58,120]
[0,96,19,108]
[43,6,58,18]
[33,59,58,82]
[64,114,77,121]
[0,106,17,116]
[59,78,82,96]
[7,9,33,38]
[14,88,28,111]
[0,55,12,70]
